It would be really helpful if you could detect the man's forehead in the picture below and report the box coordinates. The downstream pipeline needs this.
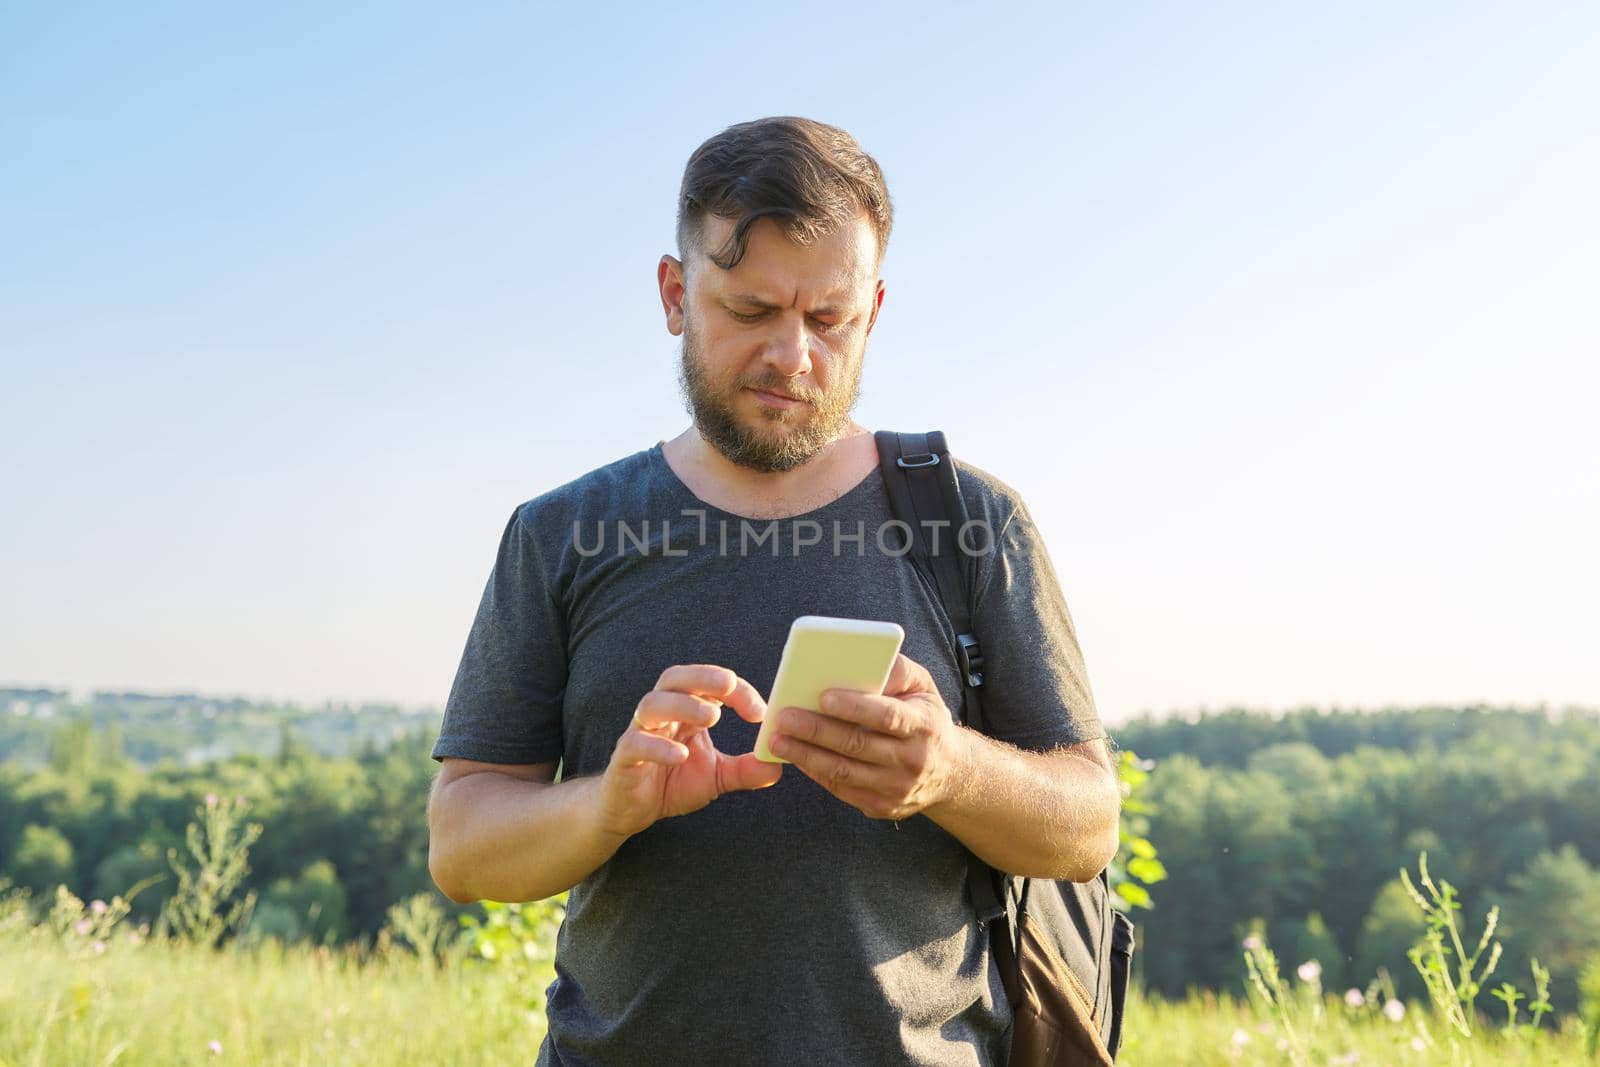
[693,213,878,304]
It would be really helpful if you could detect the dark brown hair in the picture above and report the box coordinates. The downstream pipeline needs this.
[675,116,893,274]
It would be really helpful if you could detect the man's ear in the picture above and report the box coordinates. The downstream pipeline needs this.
[864,278,886,337]
[658,255,687,336]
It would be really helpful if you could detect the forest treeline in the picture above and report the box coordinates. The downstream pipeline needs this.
[2,702,1598,1012]
[0,719,445,948]
[0,688,435,768]
[1116,704,1600,1012]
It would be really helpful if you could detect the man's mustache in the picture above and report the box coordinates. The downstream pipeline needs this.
[740,379,819,404]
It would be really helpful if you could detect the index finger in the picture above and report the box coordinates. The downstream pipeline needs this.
[656,664,769,723]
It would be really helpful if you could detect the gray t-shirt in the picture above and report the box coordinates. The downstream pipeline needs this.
[431,440,1104,1067]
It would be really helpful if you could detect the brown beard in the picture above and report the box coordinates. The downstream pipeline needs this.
[675,308,864,473]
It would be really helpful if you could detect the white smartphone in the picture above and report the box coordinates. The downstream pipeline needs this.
[753,615,906,764]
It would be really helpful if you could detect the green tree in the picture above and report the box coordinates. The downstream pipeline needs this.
[1272,911,1346,993]
[93,839,172,921]
[1497,845,1600,1013]
[47,720,94,776]
[11,824,75,893]
[255,858,349,944]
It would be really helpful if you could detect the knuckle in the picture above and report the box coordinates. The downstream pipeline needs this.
[826,759,852,785]
[843,729,868,757]
[904,747,930,777]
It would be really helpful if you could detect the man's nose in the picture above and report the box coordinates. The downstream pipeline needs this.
[762,314,813,377]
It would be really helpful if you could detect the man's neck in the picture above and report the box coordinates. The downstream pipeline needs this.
[661,422,879,521]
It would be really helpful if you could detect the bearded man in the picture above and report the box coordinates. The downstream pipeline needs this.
[427,115,1119,1067]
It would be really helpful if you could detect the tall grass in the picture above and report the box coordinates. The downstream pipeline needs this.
[7,928,1593,1067]
[1118,984,1595,1066]
[0,920,540,1066]
[1224,851,1599,1067]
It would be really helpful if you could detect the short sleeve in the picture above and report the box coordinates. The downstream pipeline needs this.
[430,504,568,765]
[968,499,1104,752]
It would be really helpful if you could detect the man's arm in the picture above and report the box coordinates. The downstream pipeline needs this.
[427,758,627,904]
[924,733,1120,883]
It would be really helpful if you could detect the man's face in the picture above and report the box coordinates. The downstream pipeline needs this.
[671,212,884,473]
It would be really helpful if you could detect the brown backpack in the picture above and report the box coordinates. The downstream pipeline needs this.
[875,430,1136,1065]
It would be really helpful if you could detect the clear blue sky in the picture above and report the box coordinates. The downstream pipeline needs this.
[3,2,1596,722]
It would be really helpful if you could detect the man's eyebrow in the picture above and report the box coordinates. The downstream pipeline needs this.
[725,292,849,316]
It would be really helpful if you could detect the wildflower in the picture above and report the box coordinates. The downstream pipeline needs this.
[1297,960,1322,983]
[1255,1022,1274,1035]
[91,940,107,955]
[208,1039,223,1055]
[74,918,92,935]
[1242,934,1263,951]
[1230,1028,1251,1047]
[1275,1038,1290,1052]
[1331,1054,1360,1066]
[90,899,108,915]
[1383,999,1405,1022]
[1344,988,1364,1007]
[1410,1036,1426,1052]
[205,793,219,808]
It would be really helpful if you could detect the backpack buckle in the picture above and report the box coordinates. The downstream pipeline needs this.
[896,452,940,470]
[956,632,985,688]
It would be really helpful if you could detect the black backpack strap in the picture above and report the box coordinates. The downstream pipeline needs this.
[872,432,987,715]
[874,429,1009,929]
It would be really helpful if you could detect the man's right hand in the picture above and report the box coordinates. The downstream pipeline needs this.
[598,664,782,839]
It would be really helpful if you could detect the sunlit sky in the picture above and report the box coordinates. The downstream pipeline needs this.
[3,3,1597,725]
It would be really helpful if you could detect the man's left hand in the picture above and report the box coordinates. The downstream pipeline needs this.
[768,652,968,820]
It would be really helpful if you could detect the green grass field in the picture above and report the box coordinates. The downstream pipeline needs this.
[0,932,539,1066]
[1119,986,1593,1066]
[4,796,1595,1065]
[3,929,1594,1066]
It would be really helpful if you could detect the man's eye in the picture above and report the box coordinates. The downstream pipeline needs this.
[728,309,764,323]
[811,317,846,333]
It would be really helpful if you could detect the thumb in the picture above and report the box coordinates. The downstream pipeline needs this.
[716,751,783,795]
[882,652,936,699]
